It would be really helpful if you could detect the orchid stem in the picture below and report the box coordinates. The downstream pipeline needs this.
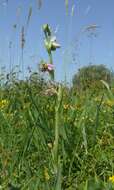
[53,84,62,172]
[48,52,54,81]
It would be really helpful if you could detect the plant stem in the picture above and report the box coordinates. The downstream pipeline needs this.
[53,84,62,171]
[48,51,54,81]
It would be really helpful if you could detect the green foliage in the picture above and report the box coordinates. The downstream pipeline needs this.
[0,75,114,189]
[72,64,113,92]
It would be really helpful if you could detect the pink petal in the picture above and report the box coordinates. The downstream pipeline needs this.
[47,64,54,71]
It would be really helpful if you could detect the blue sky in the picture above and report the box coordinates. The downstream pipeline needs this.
[0,0,114,82]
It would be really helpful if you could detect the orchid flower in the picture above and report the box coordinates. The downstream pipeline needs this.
[40,63,54,72]
[42,24,61,81]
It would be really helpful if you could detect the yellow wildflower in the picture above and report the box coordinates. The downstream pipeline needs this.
[0,99,8,109]
[44,167,50,181]
[109,175,114,183]
[63,104,70,110]
[63,104,74,110]
[105,100,114,107]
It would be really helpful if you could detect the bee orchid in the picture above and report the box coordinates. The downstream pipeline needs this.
[40,63,54,72]
[42,24,60,81]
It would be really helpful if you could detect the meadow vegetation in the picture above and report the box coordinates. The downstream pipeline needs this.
[0,22,114,190]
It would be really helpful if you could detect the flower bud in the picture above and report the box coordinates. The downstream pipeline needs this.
[42,24,51,36]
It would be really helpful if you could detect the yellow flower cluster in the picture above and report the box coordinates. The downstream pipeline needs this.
[105,100,114,107]
[63,104,71,110]
[109,175,114,183]
[0,99,8,109]
[63,104,81,110]
[44,167,50,181]
[95,97,114,107]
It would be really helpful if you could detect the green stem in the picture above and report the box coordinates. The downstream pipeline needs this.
[53,84,62,170]
[49,51,53,64]
[48,51,54,81]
